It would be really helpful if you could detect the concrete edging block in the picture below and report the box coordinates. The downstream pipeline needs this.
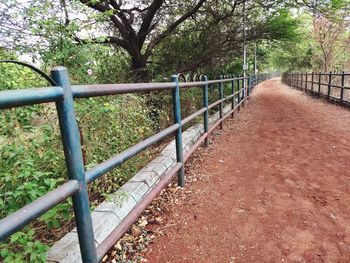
[47,104,233,262]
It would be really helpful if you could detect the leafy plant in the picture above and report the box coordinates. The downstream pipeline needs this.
[0,52,159,262]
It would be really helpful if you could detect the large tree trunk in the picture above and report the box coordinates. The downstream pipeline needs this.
[130,52,164,131]
[131,54,150,83]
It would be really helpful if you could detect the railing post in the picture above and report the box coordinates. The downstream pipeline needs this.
[171,75,185,187]
[237,77,241,111]
[293,73,296,88]
[289,73,291,86]
[51,67,98,263]
[231,76,235,118]
[296,73,298,89]
[311,72,314,94]
[242,76,246,107]
[292,73,296,87]
[318,72,321,96]
[340,71,345,105]
[297,73,299,89]
[219,75,224,130]
[203,75,209,147]
[305,72,308,91]
[247,75,250,97]
[304,72,309,93]
[327,71,332,100]
[301,73,303,90]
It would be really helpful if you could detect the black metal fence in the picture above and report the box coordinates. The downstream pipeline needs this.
[283,72,350,106]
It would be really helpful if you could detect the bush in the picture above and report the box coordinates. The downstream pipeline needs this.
[0,63,158,262]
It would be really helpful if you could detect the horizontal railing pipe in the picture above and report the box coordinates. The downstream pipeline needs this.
[181,107,207,126]
[85,124,180,183]
[184,133,208,162]
[72,82,175,98]
[208,99,225,110]
[0,180,79,241]
[0,87,64,109]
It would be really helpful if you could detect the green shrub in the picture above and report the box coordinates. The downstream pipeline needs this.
[0,66,158,262]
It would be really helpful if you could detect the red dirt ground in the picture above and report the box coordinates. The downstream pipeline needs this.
[144,78,350,263]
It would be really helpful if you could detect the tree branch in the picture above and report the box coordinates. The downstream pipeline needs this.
[144,0,207,58]
[79,0,130,38]
[138,0,164,45]
[74,35,131,52]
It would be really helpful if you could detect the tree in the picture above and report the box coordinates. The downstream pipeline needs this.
[150,7,299,77]
[76,0,209,81]
[76,0,303,81]
[312,15,345,71]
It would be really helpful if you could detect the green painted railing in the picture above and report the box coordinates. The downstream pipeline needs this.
[0,63,271,262]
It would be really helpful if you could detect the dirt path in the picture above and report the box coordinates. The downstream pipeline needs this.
[144,78,350,263]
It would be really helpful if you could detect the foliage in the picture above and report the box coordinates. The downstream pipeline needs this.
[149,7,300,79]
[42,41,132,85]
[262,13,314,72]
[311,15,349,71]
[262,9,299,41]
[0,230,49,262]
[0,52,156,262]
[264,9,350,72]
[0,0,313,81]
[76,95,155,195]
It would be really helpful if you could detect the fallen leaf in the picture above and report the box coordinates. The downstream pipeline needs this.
[138,219,148,228]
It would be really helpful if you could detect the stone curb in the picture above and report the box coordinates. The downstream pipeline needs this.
[47,104,233,262]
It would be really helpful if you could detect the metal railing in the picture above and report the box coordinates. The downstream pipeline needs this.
[283,71,350,105]
[0,66,270,262]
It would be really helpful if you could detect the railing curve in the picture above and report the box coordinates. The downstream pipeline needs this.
[283,71,350,106]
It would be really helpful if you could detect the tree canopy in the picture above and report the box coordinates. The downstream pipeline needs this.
[0,0,349,78]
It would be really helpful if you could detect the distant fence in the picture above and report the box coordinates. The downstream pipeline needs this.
[283,71,350,106]
[0,63,271,262]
